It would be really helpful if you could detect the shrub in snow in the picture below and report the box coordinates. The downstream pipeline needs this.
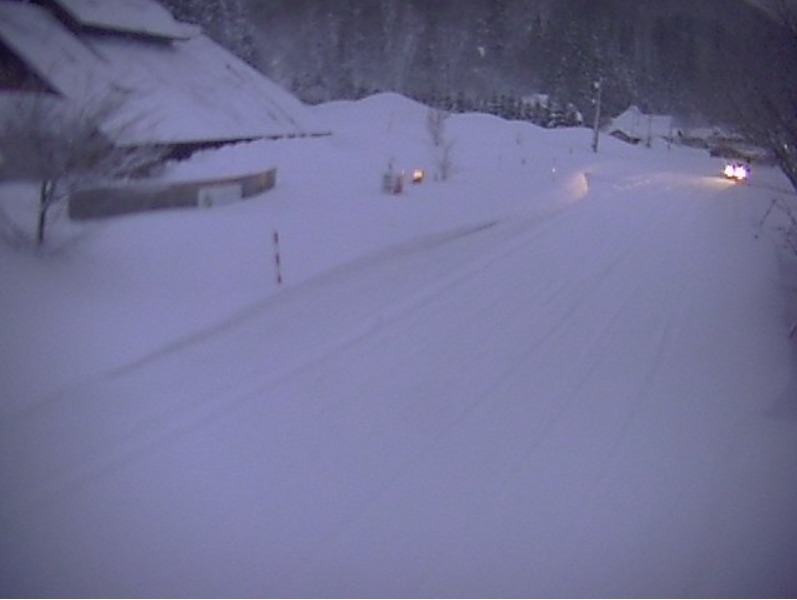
[0,91,165,248]
[426,107,454,182]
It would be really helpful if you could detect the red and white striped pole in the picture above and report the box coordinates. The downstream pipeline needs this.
[273,230,283,287]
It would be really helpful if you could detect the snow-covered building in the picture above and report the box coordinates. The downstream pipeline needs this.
[0,0,328,150]
[607,106,774,163]
[607,105,673,146]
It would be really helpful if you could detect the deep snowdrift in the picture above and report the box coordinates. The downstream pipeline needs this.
[1,93,796,597]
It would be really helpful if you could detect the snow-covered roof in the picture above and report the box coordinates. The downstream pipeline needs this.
[0,0,327,146]
[608,105,673,139]
[0,2,113,98]
[52,0,197,41]
[91,34,326,145]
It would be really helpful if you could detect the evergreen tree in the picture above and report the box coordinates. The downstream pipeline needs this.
[160,0,257,65]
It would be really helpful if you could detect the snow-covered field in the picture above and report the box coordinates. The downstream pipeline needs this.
[1,93,796,597]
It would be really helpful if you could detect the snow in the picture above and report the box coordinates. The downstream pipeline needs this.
[0,0,325,145]
[52,0,196,40]
[0,2,114,98]
[609,105,673,140]
[92,34,326,145]
[1,92,797,597]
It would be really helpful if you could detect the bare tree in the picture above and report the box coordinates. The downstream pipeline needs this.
[0,91,164,247]
[712,3,797,193]
[427,107,454,181]
[766,1,797,192]
[770,0,797,32]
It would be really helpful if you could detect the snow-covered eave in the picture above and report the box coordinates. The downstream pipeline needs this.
[111,130,332,149]
[52,0,198,41]
[79,23,197,42]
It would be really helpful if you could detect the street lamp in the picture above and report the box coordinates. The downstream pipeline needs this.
[591,78,603,153]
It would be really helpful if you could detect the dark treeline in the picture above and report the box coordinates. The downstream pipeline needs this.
[233,1,789,120]
[162,1,792,119]
[163,0,797,184]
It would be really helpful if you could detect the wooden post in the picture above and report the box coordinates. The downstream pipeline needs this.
[273,230,283,287]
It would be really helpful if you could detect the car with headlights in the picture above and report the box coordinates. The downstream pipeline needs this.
[723,161,749,182]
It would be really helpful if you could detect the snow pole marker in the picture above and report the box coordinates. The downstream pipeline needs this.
[273,230,283,287]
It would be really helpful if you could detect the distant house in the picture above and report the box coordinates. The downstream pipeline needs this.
[606,107,775,163]
[607,105,673,146]
[0,0,328,152]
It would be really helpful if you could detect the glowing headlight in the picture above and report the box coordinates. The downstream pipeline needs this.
[723,163,748,181]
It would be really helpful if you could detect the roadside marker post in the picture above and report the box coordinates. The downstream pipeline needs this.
[273,230,283,287]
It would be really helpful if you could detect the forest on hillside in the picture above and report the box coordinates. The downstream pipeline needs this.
[162,0,797,186]
[163,0,791,119]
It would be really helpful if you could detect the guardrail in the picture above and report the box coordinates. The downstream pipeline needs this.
[69,167,276,220]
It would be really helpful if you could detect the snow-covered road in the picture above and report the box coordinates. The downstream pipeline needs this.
[3,161,796,597]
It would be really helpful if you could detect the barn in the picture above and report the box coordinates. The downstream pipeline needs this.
[607,105,674,147]
[0,0,328,218]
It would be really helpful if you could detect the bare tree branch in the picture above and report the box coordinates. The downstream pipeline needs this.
[427,107,454,181]
[0,91,165,247]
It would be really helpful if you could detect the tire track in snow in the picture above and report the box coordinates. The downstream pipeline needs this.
[2,220,504,425]
[0,204,580,519]
[281,188,704,587]
[273,197,679,580]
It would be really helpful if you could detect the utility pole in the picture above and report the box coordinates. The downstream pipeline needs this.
[591,78,603,153]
